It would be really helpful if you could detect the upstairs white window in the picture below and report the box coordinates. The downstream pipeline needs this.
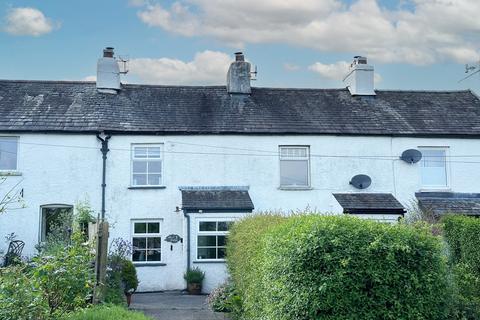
[131,144,163,186]
[279,146,310,188]
[420,147,448,188]
[0,137,18,171]
[197,220,233,260]
[132,220,162,263]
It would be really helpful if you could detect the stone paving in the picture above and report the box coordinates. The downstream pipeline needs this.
[131,291,230,320]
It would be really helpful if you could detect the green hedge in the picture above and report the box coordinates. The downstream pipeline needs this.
[65,305,153,320]
[443,215,480,318]
[227,215,450,320]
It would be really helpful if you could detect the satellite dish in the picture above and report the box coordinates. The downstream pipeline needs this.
[400,149,422,164]
[349,174,371,189]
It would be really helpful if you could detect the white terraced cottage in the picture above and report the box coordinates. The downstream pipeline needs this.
[1,48,480,292]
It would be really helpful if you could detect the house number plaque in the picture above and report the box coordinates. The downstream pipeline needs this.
[165,234,182,243]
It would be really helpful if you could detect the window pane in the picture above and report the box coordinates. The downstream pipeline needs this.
[217,236,226,247]
[41,206,73,242]
[198,235,216,247]
[133,250,146,261]
[147,249,161,261]
[134,223,147,234]
[147,223,160,234]
[147,174,162,186]
[420,149,447,187]
[133,161,147,173]
[0,137,17,170]
[134,147,148,158]
[199,222,217,231]
[133,237,147,249]
[281,147,307,158]
[198,248,216,259]
[147,237,161,249]
[218,248,226,259]
[218,221,232,231]
[147,147,161,158]
[280,160,309,187]
[148,161,162,173]
[133,174,147,186]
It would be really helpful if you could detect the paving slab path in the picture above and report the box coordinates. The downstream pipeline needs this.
[131,291,230,320]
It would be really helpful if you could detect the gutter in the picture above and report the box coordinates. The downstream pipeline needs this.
[96,133,111,220]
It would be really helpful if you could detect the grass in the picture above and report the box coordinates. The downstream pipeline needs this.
[65,305,154,320]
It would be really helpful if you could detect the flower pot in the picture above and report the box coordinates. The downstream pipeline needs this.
[187,282,202,295]
[125,293,132,307]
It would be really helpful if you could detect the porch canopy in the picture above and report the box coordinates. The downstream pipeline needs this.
[180,186,254,213]
[416,192,480,217]
[333,193,406,216]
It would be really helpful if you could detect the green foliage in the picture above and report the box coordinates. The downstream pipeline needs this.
[442,215,480,319]
[227,214,451,320]
[0,265,48,320]
[0,232,94,319]
[105,238,138,305]
[75,201,96,238]
[183,267,205,284]
[207,282,242,314]
[65,304,154,320]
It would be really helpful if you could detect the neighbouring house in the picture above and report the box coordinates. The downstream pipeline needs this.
[1,48,480,292]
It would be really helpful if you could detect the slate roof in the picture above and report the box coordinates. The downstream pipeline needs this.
[1,80,480,135]
[333,193,405,215]
[180,187,254,211]
[416,192,480,216]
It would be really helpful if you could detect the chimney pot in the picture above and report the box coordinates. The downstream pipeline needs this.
[235,52,245,62]
[103,47,115,58]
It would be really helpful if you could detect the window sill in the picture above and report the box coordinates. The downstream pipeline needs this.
[0,171,22,176]
[418,187,451,192]
[133,262,166,267]
[193,260,226,264]
[278,186,313,191]
[128,186,166,190]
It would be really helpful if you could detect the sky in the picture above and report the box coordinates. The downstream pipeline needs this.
[0,0,479,93]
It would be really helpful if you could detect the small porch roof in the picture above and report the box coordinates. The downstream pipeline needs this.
[180,186,254,212]
[416,192,480,217]
[333,193,406,215]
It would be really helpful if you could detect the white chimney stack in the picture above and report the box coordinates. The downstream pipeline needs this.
[227,52,251,94]
[343,56,375,96]
[96,47,121,93]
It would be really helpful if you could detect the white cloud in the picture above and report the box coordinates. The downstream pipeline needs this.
[128,50,232,85]
[309,60,382,84]
[82,75,97,81]
[4,7,56,36]
[135,0,480,65]
[283,63,300,72]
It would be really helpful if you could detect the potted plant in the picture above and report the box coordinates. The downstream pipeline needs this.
[184,267,205,295]
[121,259,138,307]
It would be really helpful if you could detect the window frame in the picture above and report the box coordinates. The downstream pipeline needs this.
[278,145,311,189]
[130,143,164,187]
[131,219,162,264]
[196,218,234,262]
[0,136,19,172]
[39,204,74,243]
[418,146,450,190]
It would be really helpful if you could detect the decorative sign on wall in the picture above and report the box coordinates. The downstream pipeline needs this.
[165,234,182,243]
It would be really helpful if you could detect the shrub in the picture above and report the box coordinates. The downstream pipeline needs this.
[65,304,153,320]
[121,260,138,294]
[0,265,48,320]
[442,215,480,318]
[228,214,450,320]
[184,267,205,284]
[207,282,242,314]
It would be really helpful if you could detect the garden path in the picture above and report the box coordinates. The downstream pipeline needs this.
[131,291,230,320]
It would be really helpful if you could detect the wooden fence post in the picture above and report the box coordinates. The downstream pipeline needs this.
[93,220,109,304]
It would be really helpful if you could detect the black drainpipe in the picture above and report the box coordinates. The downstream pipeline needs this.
[183,210,191,271]
[96,133,111,220]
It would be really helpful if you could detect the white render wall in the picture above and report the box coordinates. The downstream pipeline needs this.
[1,133,480,292]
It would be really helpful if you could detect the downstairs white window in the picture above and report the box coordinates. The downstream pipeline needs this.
[197,220,233,260]
[132,220,162,263]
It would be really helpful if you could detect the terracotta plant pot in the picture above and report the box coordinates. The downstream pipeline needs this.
[187,282,202,295]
